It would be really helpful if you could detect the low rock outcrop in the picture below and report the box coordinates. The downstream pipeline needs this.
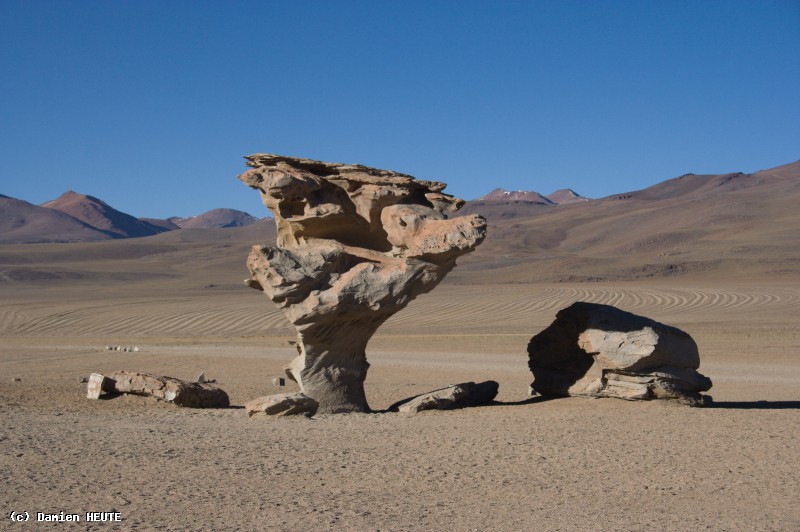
[528,303,712,405]
[391,381,499,413]
[86,371,230,407]
[238,154,486,414]
[245,393,319,417]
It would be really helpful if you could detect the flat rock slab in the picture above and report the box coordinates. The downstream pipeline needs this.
[87,371,230,407]
[528,302,712,405]
[245,393,318,417]
[392,381,499,413]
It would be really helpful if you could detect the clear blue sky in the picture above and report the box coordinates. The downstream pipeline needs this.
[1,1,798,218]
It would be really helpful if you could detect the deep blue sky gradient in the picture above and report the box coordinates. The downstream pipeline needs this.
[1,1,798,218]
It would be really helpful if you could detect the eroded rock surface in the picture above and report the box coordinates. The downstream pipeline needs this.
[86,371,230,407]
[239,154,486,414]
[245,393,319,417]
[528,303,712,405]
[391,381,499,413]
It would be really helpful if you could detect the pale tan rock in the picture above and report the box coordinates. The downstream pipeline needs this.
[392,381,499,413]
[528,303,712,405]
[239,154,486,414]
[244,393,318,417]
[109,371,230,407]
[86,373,115,399]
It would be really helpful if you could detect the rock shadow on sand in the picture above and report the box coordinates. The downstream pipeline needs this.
[709,400,800,410]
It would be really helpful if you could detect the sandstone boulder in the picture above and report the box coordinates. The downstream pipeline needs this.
[238,154,486,414]
[391,381,499,413]
[86,372,116,399]
[87,371,230,407]
[244,393,319,417]
[528,303,712,405]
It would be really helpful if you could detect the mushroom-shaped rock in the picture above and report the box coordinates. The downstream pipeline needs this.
[238,154,486,414]
[528,303,712,405]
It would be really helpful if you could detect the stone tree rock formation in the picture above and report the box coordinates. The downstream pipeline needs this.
[238,154,487,414]
[528,303,712,405]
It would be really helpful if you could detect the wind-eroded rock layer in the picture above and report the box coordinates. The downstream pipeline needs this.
[528,303,712,405]
[238,154,486,414]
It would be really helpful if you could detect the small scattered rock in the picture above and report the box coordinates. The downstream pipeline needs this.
[12,377,22,382]
[245,393,318,417]
[272,377,286,387]
[79,376,89,383]
[197,372,205,384]
[104,345,140,352]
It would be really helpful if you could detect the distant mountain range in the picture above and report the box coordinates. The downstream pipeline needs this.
[169,209,261,230]
[459,159,800,282]
[2,160,798,270]
[0,190,262,244]
[1,159,798,283]
[460,188,589,220]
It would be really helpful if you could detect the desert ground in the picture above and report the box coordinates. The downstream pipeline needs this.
[1,224,799,531]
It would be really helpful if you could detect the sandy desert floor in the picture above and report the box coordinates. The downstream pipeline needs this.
[2,279,799,530]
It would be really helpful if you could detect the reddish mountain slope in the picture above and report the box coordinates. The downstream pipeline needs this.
[454,160,800,282]
[173,208,260,229]
[0,195,111,244]
[478,188,555,204]
[546,189,589,205]
[41,191,168,238]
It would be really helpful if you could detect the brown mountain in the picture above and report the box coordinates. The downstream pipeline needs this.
[545,189,589,205]
[41,191,168,238]
[460,187,590,220]
[454,160,800,283]
[172,208,260,229]
[460,188,556,220]
[2,160,798,284]
[478,188,555,203]
[0,194,112,244]
[138,217,181,232]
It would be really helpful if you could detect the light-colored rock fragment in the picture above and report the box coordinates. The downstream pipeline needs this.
[108,371,230,407]
[245,393,318,417]
[86,373,115,399]
[528,302,712,405]
[393,381,499,413]
[238,154,486,414]
[197,372,205,384]
[272,377,286,387]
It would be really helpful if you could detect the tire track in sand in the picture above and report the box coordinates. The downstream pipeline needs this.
[2,286,798,337]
